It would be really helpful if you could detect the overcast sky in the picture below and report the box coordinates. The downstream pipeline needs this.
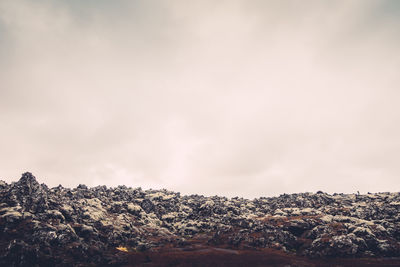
[0,0,399,198]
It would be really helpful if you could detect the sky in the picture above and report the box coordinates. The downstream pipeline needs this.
[0,0,399,198]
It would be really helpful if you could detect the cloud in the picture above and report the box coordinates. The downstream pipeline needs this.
[0,0,399,197]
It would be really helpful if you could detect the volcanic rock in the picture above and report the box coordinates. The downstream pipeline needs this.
[1,173,400,266]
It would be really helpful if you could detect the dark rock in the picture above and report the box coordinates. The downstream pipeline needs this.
[141,199,154,213]
[77,184,88,190]
[17,172,42,195]
[286,219,311,237]
[0,172,400,266]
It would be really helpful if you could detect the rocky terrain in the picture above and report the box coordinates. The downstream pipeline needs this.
[1,172,400,266]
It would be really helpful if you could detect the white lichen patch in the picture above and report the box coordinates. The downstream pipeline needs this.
[86,198,104,209]
[161,213,177,222]
[353,226,375,236]
[0,207,23,220]
[330,215,375,226]
[127,203,142,213]
[148,192,175,201]
[320,215,333,223]
[273,209,287,216]
[200,200,215,209]
[79,199,107,222]
[142,213,162,228]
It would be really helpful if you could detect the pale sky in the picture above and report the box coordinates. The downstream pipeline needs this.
[0,0,399,198]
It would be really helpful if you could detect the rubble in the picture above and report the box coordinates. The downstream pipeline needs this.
[1,172,399,266]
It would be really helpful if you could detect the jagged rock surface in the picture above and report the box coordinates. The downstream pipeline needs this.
[1,173,400,266]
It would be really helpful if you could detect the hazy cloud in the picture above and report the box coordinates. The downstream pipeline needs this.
[1,0,399,197]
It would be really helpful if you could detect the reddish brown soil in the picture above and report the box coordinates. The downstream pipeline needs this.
[122,247,400,267]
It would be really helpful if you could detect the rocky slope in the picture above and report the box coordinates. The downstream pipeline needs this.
[1,172,400,266]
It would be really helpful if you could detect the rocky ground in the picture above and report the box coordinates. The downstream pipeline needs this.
[1,172,400,266]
